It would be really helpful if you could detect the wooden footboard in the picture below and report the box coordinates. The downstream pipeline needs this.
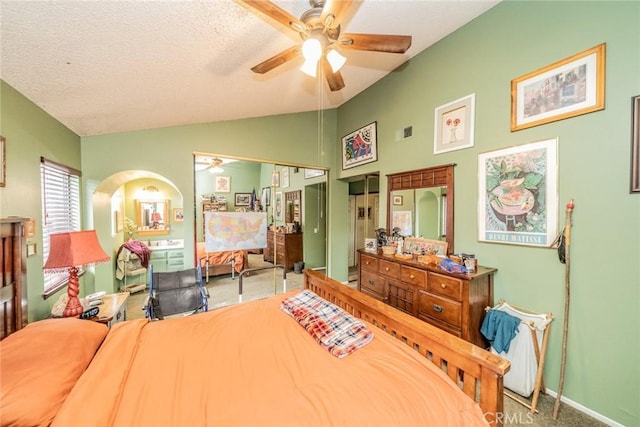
[304,270,510,427]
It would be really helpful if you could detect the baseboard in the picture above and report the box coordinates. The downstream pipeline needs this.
[545,389,623,426]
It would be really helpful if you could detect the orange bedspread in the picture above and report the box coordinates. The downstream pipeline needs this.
[197,241,245,273]
[53,291,488,426]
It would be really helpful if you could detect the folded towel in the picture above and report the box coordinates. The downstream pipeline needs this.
[281,290,374,358]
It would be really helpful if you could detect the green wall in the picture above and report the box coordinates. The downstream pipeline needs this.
[335,1,639,424]
[0,81,85,321]
[1,1,638,424]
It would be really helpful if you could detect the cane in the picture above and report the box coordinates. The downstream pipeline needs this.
[553,199,574,419]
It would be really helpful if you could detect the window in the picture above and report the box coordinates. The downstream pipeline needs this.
[40,157,81,295]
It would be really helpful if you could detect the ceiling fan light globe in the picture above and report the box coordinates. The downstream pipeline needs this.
[208,166,224,174]
[300,58,319,77]
[301,38,322,60]
[326,49,346,73]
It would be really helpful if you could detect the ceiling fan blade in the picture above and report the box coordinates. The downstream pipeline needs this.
[237,0,306,33]
[321,0,353,30]
[250,45,301,74]
[322,57,345,92]
[340,33,412,54]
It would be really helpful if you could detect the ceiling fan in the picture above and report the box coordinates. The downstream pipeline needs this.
[195,157,226,173]
[238,0,412,92]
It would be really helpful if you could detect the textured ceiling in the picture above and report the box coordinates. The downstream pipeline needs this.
[1,0,500,137]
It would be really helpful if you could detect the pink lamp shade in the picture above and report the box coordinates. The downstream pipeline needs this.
[43,230,110,317]
[151,212,162,222]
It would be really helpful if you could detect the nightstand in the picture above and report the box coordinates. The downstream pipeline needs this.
[95,292,129,328]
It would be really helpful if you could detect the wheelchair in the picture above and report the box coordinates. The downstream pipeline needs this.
[143,261,210,320]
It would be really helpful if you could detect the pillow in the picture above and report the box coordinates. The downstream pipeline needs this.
[0,318,108,426]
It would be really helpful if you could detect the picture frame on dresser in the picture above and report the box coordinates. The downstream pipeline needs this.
[511,43,605,131]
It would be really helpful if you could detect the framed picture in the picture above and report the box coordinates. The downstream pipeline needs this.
[434,93,475,154]
[25,218,36,237]
[114,210,123,232]
[271,171,280,187]
[274,191,283,221]
[215,176,231,193]
[27,243,37,257]
[392,195,403,205]
[478,138,558,247]
[281,167,289,188]
[0,136,5,187]
[261,187,271,206]
[511,43,605,131]
[342,121,378,169]
[234,193,251,206]
[631,95,640,193]
[304,168,325,179]
[364,238,377,253]
[173,208,184,222]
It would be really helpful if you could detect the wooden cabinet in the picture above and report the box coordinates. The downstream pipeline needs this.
[149,248,184,273]
[264,230,303,271]
[357,249,496,347]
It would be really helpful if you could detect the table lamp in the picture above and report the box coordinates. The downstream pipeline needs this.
[43,230,110,317]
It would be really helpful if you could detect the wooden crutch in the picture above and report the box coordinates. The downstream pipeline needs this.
[553,199,574,419]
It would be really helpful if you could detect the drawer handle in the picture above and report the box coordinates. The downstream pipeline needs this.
[365,261,370,265]
[432,304,444,313]
[368,280,374,285]
[410,274,415,279]
[440,283,447,289]
[385,267,390,271]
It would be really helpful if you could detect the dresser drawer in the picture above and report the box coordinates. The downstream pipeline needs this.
[360,270,386,299]
[378,259,400,279]
[275,233,285,244]
[418,290,462,328]
[427,272,463,301]
[401,266,427,289]
[360,254,378,272]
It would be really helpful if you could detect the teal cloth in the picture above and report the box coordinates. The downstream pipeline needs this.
[480,310,521,353]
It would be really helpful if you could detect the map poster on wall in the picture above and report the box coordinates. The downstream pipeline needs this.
[204,212,267,252]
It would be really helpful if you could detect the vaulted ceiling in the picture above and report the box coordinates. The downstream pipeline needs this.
[1,0,500,136]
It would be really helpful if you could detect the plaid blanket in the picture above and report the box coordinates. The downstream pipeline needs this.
[281,290,374,358]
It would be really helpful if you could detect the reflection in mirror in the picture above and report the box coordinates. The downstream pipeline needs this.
[390,187,446,239]
[387,164,454,254]
[136,200,170,235]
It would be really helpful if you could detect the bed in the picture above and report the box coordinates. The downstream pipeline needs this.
[196,241,248,280]
[0,269,509,427]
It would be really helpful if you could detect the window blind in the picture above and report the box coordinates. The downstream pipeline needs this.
[40,157,81,293]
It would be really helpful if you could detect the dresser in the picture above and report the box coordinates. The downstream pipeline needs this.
[357,249,496,347]
[264,230,303,271]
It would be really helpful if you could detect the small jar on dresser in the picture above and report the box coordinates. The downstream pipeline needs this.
[357,249,496,348]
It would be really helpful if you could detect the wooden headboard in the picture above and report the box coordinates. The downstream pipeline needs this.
[303,269,510,427]
[1,217,28,340]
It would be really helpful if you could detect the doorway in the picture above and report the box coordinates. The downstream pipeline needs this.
[346,174,379,277]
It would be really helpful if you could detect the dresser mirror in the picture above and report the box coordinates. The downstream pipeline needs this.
[136,200,170,235]
[386,164,455,254]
